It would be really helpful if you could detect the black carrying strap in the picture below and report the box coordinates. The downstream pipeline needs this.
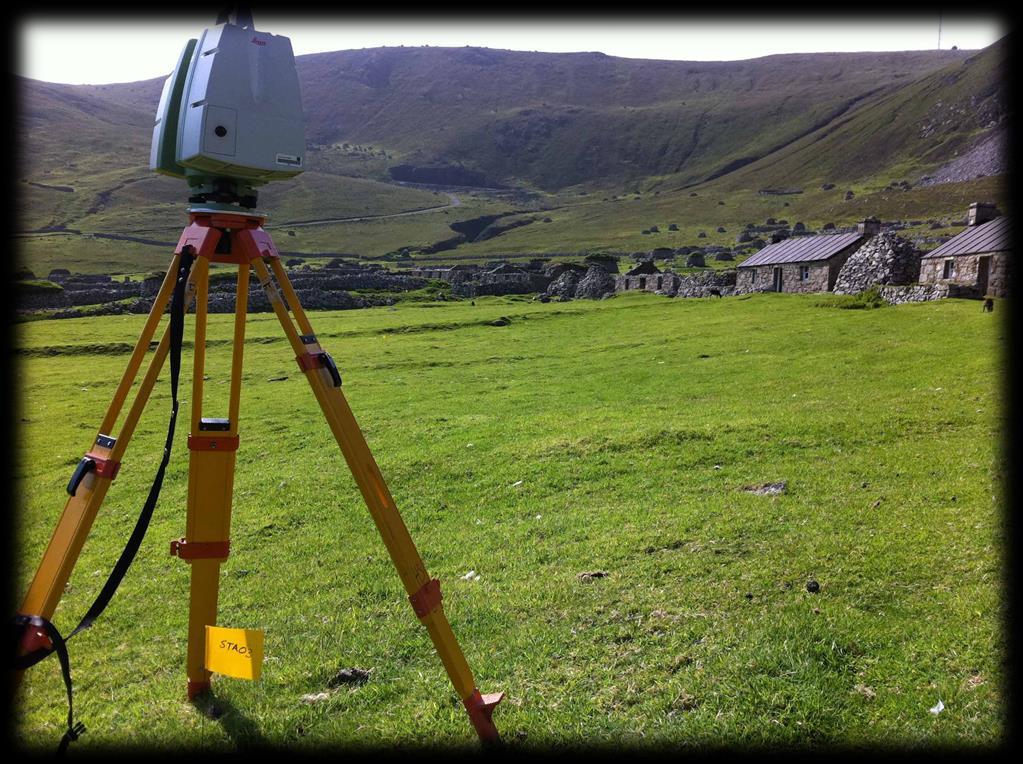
[12,250,195,752]
[11,615,83,753]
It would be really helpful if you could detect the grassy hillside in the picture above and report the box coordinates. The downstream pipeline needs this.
[12,293,1005,748]
[297,46,974,190]
[15,39,1007,274]
[709,41,1007,192]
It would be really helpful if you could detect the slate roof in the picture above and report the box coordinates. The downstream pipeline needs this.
[739,232,864,267]
[922,216,1011,258]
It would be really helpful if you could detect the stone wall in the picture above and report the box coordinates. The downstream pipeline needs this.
[673,269,737,298]
[452,273,550,297]
[919,252,1009,298]
[877,282,979,305]
[18,265,418,317]
[17,281,141,310]
[833,232,920,294]
[287,272,428,291]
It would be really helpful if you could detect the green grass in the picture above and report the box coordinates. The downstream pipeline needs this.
[12,292,1005,749]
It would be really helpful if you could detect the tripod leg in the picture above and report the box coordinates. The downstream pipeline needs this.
[252,256,503,742]
[16,254,188,639]
[173,259,251,699]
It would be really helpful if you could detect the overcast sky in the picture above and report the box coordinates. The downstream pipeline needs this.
[18,14,1008,85]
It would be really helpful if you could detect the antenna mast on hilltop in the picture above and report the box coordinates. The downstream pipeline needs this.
[938,12,943,49]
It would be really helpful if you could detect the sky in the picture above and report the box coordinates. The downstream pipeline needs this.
[18,14,1008,85]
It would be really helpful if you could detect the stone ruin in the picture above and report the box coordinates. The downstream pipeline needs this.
[573,266,617,299]
[544,269,582,300]
[833,232,921,294]
[451,267,549,298]
[539,265,616,302]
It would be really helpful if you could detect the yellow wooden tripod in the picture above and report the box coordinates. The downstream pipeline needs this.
[14,209,503,743]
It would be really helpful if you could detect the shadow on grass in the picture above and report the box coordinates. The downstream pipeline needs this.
[193,691,267,748]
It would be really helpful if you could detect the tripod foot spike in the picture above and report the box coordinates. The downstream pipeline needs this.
[187,679,211,701]
[463,689,504,742]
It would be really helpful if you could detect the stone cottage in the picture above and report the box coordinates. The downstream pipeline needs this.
[919,203,1010,297]
[736,218,880,293]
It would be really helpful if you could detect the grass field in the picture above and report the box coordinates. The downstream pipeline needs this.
[12,291,1005,750]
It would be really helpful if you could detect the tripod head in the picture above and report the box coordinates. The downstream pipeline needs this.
[150,8,305,212]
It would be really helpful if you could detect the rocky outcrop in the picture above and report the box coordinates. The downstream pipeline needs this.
[833,232,920,294]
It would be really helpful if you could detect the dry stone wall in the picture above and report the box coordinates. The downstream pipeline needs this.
[18,266,412,317]
[877,282,978,304]
[673,269,738,298]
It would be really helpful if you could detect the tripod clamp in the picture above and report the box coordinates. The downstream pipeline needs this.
[66,436,121,496]
[296,335,342,387]
[296,351,342,387]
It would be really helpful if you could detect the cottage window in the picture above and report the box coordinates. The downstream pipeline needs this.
[943,259,955,279]
[657,276,663,290]
[751,269,757,284]
[624,278,630,290]
[800,265,809,281]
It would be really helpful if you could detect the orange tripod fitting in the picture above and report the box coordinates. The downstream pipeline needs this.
[14,210,503,744]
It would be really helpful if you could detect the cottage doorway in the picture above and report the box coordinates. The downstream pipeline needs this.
[977,256,991,295]
[772,267,783,292]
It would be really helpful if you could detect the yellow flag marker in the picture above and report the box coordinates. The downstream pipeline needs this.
[204,625,264,681]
